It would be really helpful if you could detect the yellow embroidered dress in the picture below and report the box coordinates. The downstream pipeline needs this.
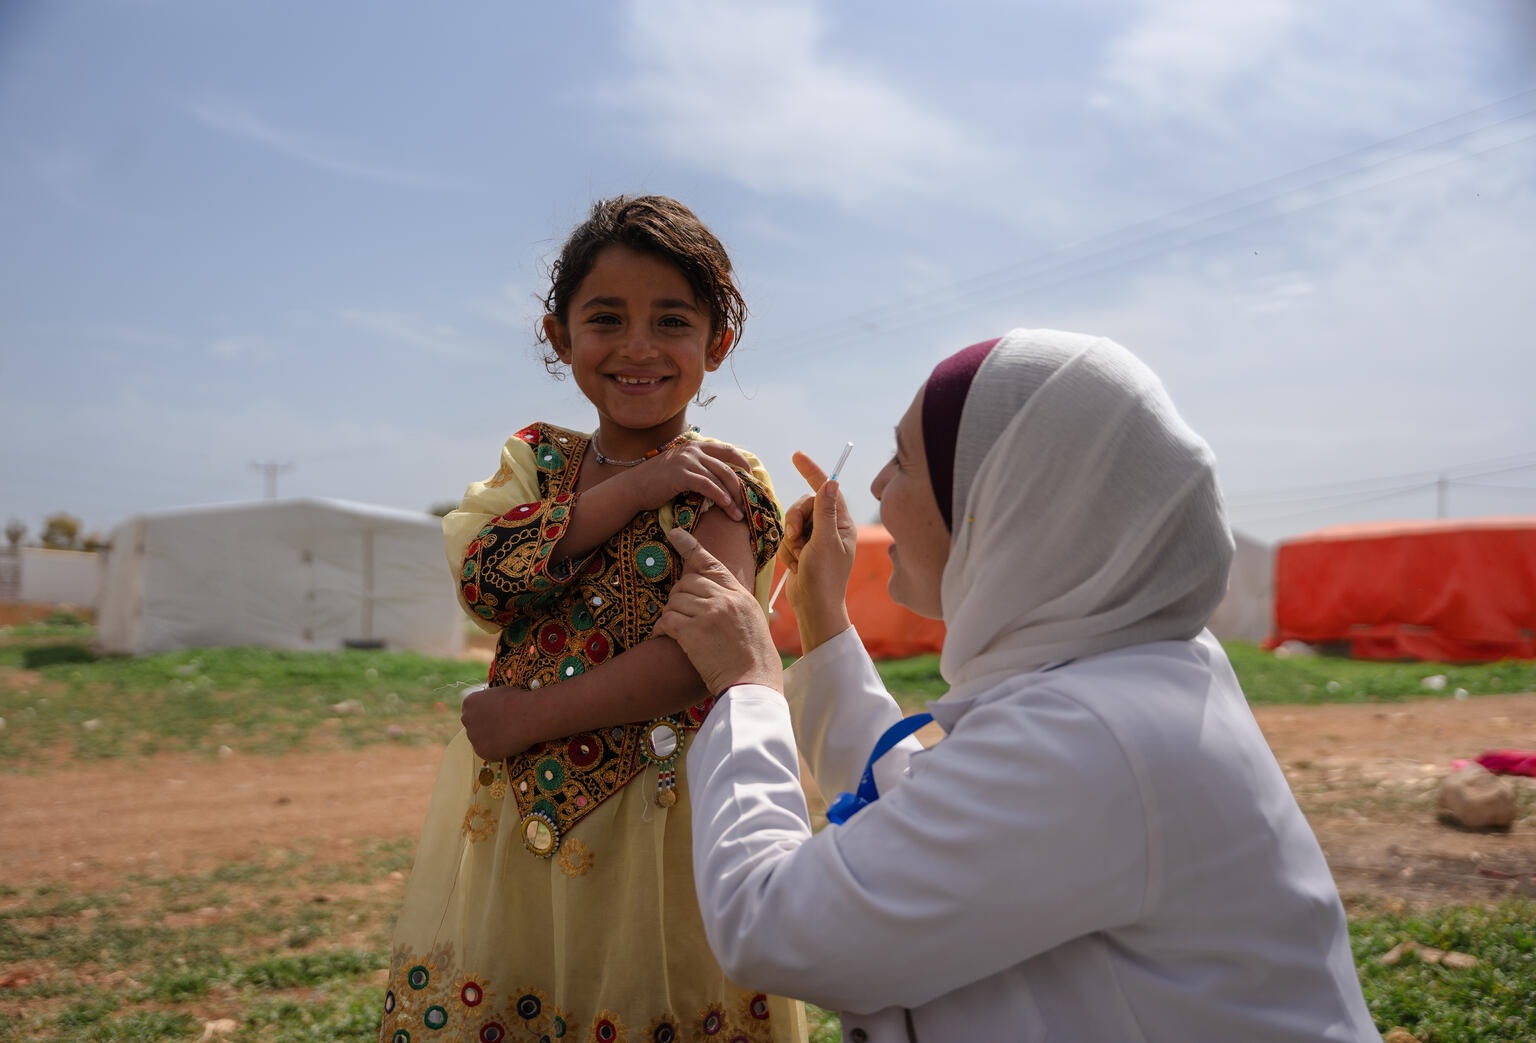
[380,423,806,1043]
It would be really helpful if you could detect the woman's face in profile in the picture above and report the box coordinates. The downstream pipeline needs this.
[870,386,951,620]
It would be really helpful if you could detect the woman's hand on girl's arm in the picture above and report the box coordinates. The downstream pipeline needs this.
[657,527,784,696]
[462,508,759,761]
[779,452,856,653]
[553,441,750,560]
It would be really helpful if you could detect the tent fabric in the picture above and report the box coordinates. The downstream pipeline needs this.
[97,498,464,658]
[768,524,1272,660]
[1205,530,1273,644]
[769,526,947,660]
[1270,516,1536,662]
[18,547,102,607]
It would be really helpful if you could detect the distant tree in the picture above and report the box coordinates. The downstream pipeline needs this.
[4,518,23,549]
[81,531,110,553]
[427,501,459,518]
[40,513,82,550]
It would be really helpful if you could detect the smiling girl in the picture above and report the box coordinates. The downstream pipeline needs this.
[378,197,805,1043]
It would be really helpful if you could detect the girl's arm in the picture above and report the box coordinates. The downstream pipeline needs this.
[459,506,758,762]
[551,440,752,559]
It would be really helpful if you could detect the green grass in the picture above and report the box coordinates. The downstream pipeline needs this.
[4,627,1536,1039]
[1352,899,1536,1042]
[0,624,485,768]
[5,839,1521,1043]
[869,642,1536,713]
[0,840,411,1043]
[6,628,1531,769]
[1224,643,1536,706]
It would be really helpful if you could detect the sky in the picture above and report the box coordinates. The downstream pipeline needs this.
[2,0,1534,547]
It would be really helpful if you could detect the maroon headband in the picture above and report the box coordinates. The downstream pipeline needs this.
[921,337,999,530]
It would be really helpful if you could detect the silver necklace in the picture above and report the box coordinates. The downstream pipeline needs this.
[590,426,697,467]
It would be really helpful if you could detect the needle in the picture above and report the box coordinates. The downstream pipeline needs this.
[769,441,853,610]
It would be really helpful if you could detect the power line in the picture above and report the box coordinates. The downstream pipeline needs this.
[1450,481,1536,493]
[1223,450,1536,508]
[768,88,1536,360]
[1231,481,1444,528]
[780,123,1536,360]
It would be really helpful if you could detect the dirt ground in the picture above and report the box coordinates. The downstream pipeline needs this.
[3,683,1534,907]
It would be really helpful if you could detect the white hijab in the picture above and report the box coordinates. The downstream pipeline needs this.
[938,329,1234,702]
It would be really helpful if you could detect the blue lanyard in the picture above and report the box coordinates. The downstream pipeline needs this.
[824,713,933,825]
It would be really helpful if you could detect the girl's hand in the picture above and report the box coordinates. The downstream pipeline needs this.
[778,451,856,651]
[460,686,534,761]
[622,442,750,521]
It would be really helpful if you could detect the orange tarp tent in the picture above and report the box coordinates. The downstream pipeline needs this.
[769,525,946,660]
[1270,516,1536,661]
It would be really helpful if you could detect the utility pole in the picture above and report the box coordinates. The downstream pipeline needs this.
[1436,474,1448,519]
[250,460,294,500]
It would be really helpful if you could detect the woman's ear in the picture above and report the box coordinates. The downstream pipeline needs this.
[705,327,734,371]
[543,314,572,363]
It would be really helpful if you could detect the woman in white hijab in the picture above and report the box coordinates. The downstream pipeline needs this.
[657,330,1379,1042]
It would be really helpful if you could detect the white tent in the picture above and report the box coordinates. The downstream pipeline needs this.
[1207,530,1274,644]
[97,498,464,657]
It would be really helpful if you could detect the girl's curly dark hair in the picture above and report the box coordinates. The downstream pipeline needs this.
[537,195,747,376]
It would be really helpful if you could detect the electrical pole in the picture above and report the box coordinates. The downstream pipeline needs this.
[250,461,294,500]
[1436,474,1448,519]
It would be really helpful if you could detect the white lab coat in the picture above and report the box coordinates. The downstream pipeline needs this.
[687,627,1380,1042]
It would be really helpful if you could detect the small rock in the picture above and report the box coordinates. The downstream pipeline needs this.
[1420,674,1448,691]
[0,716,7,731]
[275,795,291,805]
[1325,680,1342,692]
[1273,639,1316,658]
[365,667,379,680]
[331,699,366,716]
[81,718,102,731]
[0,967,38,988]
[1453,688,1469,700]
[1438,763,1517,829]
[217,745,233,757]
[200,1018,238,1042]
[386,724,405,739]
[1378,939,1473,968]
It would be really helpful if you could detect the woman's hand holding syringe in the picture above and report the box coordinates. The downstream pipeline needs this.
[772,443,857,653]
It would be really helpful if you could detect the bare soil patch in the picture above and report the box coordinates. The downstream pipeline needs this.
[3,692,1534,906]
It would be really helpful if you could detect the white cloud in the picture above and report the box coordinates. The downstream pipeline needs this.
[208,335,273,361]
[601,0,995,206]
[185,96,451,189]
[1036,148,1536,541]
[1094,0,1299,120]
[338,309,502,362]
[1091,0,1491,141]
[470,281,546,335]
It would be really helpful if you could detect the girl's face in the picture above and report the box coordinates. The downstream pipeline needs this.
[544,245,729,453]
[870,385,951,619]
